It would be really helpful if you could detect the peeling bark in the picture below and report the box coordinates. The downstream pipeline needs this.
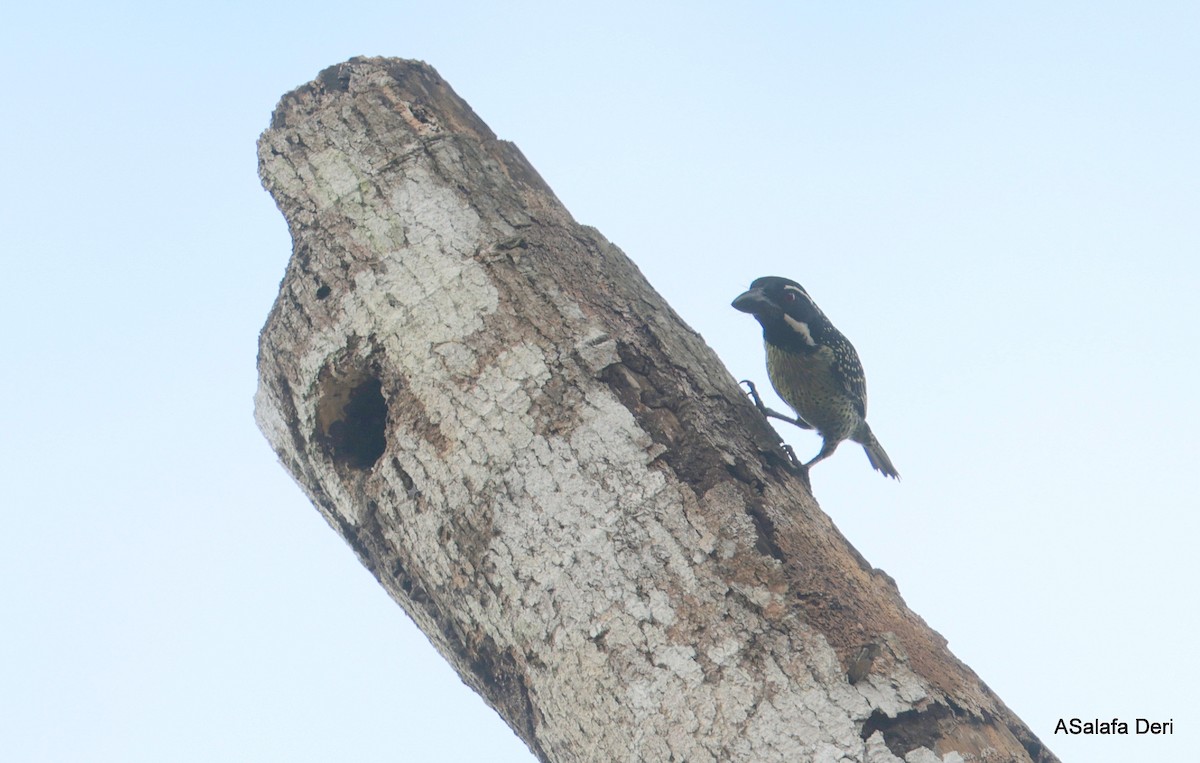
[255,57,1058,763]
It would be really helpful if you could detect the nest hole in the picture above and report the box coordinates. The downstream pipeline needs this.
[315,370,388,470]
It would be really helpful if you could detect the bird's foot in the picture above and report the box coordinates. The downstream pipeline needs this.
[740,380,813,430]
[782,443,808,471]
[781,444,812,485]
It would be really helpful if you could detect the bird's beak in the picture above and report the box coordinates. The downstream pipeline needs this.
[732,286,772,315]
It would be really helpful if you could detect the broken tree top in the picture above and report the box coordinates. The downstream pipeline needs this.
[255,58,1057,763]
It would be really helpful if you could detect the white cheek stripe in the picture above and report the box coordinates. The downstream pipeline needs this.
[784,314,816,346]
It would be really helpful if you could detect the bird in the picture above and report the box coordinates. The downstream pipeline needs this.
[732,276,899,479]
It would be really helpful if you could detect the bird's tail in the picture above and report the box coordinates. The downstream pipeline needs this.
[856,426,900,480]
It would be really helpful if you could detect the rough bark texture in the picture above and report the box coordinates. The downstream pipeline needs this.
[255,57,1057,763]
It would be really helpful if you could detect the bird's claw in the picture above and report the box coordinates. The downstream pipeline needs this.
[740,379,769,415]
[740,381,811,480]
[781,443,803,469]
[740,379,813,431]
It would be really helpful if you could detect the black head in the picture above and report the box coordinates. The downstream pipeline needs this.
[732,276,828,350]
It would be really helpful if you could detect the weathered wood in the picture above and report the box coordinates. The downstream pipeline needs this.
[255,57,1057,763]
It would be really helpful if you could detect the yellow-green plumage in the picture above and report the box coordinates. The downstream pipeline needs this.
[764,341,861,443]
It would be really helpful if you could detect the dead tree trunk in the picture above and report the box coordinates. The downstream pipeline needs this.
[255,57,1057,763]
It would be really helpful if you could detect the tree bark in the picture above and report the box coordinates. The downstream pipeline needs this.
[255,57,1057,763]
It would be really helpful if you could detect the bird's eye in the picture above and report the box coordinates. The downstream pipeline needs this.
[782,291,797,303]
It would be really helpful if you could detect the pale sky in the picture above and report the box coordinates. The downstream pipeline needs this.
[2,3,1197,762]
